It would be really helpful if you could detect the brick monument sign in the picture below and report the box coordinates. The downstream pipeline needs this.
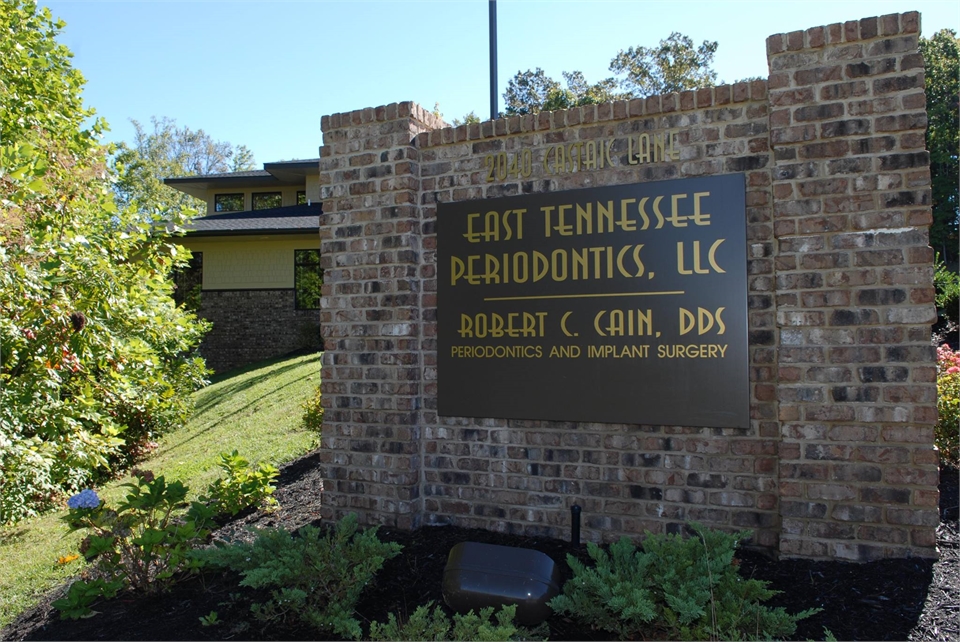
[316,11,939,560]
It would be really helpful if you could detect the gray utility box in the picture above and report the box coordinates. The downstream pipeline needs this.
[442,541,563,626]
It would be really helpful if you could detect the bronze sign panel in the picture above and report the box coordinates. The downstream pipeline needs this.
[438,174,749,428]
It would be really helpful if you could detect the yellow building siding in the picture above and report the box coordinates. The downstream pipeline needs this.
[178,234,318,290]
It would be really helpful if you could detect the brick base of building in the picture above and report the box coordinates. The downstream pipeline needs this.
[198,289,321,373]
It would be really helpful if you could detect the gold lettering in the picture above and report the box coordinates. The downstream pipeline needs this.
[627,136,638,165]
[484,254,500,284]
[451,256,466,285]
[464,213,481,243]
[607,309,624,336]
[556,204,573,236]
[668,194,688,227]
[484,210,499,240]
[708,238,726,273]
[632,244,646,277]
[551,248,568,281]
[692,192,710,226]
[639,133,651,163]
[572,248,589,280]
[604,138,615,167]
[637,197,650,230]
[583,141,596,170]
[513,252,528,283]
[459,313,473,338]
[533,251,549,282]
[576,203,592,235]
[561,311,574,337]
[597,201,614,233]
[616,245,632,278]
[541,205,555,237]
[568,142,583,172]
[618,198,637,231]
[652,195,665,228]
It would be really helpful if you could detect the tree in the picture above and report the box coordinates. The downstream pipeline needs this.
[610,32,718,97]
[0,0,209,524]
[503,68,562,116]
[503,32,718,115]
[504,69,625,116]
[113,117,255,220]
[453,111,481,126]
[919,29,959,264]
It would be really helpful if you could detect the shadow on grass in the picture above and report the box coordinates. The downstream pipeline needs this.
[160,352,322,457]
[192,351,322,417]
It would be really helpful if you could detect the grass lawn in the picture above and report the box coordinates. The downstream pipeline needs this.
[0,351,323,628]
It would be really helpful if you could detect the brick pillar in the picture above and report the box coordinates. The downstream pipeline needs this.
[317,102,443,528]
[767,12,939,559]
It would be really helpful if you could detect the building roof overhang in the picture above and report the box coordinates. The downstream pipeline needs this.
[163,159,320,199]
[177,203,321,237]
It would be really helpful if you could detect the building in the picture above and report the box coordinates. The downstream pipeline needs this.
[164,159,323,373]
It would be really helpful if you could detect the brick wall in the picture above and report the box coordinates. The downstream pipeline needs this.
[766,12,938,560]
[198,289,321,373]
[317,103,444,529]
[316,11,937,560]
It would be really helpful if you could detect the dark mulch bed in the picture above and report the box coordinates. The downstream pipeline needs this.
[3,455,957,641]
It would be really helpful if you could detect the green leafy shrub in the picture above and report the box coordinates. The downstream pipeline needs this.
[51,577,124,620]
[194,513,401,639]
[549,524,817,640]
[0,0,210,525]
[934,259,959,326]
[202,450,278,517]
[937,344,960,465]
[52,471,215,618]
[367,602,543,641]
[301,383,324,433]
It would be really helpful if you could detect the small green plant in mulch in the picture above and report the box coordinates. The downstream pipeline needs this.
[201,450,279,517]
[301,383,324,433]
[366,602,546,641]
[548,523,818,640]
[193,513,401,639]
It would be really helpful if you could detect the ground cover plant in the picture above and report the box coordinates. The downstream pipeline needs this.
[549,524,816,640]
[4,458,956,641]
[0,352,322,629]
[367,603,541,641]
[194,514,401,639]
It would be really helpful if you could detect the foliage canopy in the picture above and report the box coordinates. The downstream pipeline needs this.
[503,32,718,115]
[919,29,959,263]
[113,116,255,220]
[0,0,209,524]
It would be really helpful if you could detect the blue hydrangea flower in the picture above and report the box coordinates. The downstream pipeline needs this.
[67,489,100,510]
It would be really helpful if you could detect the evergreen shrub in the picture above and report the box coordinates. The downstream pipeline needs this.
[548,523,817,640]
[193,513,401,639]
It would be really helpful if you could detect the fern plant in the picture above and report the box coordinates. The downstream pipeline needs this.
[549,523,818,640]
[193,513,400,638]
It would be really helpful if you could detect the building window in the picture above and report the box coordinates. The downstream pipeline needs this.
[297,190,307,205]
[253,192,282,210]
[173,252,202,311]
[215,193,244,212]
[295,250,323,310]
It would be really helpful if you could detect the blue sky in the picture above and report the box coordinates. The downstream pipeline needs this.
[43,0,959,166]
